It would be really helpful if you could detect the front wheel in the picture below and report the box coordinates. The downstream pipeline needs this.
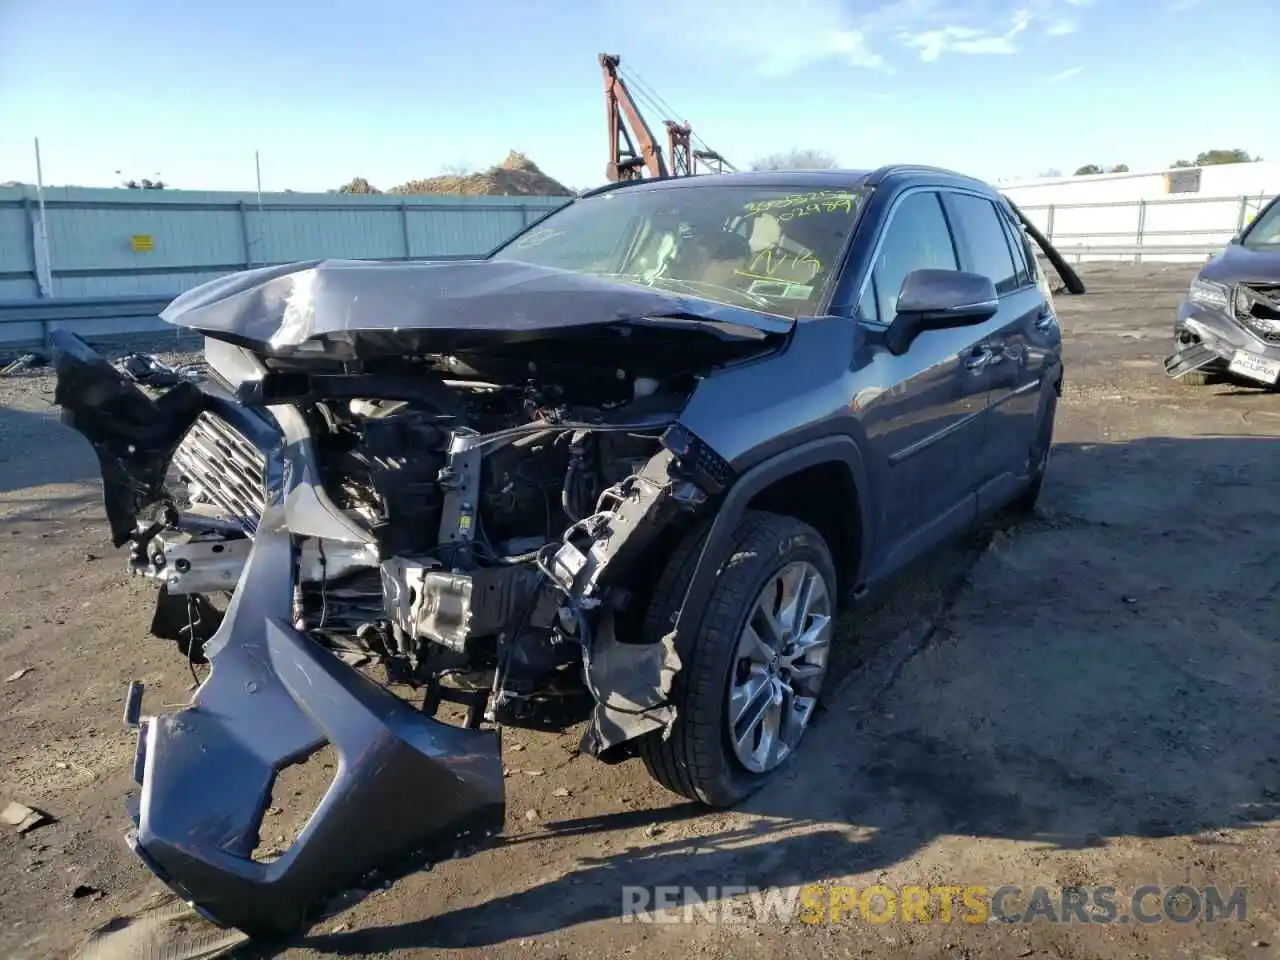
[638,510,837,807]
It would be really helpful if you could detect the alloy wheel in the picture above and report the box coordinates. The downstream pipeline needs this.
[725,560,833,775]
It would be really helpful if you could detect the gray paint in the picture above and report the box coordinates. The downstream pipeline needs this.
[129,508,504,937]
[158,257,790,351]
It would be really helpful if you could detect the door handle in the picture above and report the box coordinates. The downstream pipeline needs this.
[964,347,993,371]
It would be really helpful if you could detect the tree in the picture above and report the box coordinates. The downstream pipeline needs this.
[1108,164,1130,173]
[1074,164,1103,176]
[116,169,167,189]
[1038,168,1064,178]
[337,177,381,194]
[1170,149,1258,168]
[1197,148,1255,165]
[751,148,839,171]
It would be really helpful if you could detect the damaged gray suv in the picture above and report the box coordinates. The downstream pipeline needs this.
[51,166,1081,937]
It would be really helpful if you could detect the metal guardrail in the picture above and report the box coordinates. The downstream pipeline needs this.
[0,295,178,353]
[1052,244,1220,264]
[1013,192,1273,263]
[0,255,482,355]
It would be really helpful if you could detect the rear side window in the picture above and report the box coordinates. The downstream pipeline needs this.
[945,193,1019,295]
[996,207,1033,289]
[860,191,959,324]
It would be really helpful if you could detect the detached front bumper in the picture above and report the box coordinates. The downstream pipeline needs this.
[51,332,505,938]
[1167,299,1280,381]
[128,514,505,939]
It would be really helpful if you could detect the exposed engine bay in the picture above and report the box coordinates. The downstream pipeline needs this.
[51,315,765,934]
[140,338,735,736]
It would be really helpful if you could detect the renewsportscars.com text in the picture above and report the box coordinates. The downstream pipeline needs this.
[620,884,1248,925]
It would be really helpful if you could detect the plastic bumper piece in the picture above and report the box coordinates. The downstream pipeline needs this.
[124,508,505,939]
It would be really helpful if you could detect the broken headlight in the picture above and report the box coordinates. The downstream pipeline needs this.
[1234,284,1280,339]
[1188,278,1230,311]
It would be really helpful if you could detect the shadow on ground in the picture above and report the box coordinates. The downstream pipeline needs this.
[129,435,1280,955]
[0,399,98,495]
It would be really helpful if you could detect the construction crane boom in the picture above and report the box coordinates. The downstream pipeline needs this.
[600,54,667,181]
[599,53,733,182]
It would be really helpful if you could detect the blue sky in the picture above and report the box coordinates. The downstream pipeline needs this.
[1,0,1276,193]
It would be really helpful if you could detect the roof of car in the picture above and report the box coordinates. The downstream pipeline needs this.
[577,165,992,199]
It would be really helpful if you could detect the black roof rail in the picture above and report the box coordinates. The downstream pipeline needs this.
[865,164,986,187]
[575,176,681,200]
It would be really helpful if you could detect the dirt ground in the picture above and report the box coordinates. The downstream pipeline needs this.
[2,263,1279,959]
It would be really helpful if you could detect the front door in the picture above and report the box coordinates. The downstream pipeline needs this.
[853,189,991,560]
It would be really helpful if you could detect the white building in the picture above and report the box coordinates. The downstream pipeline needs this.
[997,161,1280,262]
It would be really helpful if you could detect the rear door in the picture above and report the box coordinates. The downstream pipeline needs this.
[942,190,1050,484]
[853,188,991,559]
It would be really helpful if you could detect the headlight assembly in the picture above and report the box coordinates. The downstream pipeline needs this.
[1188,278,1230,310]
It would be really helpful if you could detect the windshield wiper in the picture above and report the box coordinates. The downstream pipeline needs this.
[585,271,775,311]
[644,275,774,310]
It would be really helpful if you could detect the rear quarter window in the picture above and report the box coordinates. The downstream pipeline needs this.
[996,207,1034,289]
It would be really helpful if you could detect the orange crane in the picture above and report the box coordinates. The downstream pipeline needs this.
[599,54,733,182]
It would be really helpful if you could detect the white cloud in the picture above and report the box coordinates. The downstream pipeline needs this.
[900,27,1005,61]
[898,8,1034,62]
[828,29,887,70]
[1043,65,1084,82]
[636,0,1090,74]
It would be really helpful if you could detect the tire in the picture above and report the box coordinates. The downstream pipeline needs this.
[1178,369,1212,387]
[638,510,837,807]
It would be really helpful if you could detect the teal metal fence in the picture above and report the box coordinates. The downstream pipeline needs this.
[0,185,569,301]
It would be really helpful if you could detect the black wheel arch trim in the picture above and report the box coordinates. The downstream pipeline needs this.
[670,434,871,653]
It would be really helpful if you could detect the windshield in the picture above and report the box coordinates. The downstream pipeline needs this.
[490,183,866,318]
[1242,198,1280,247]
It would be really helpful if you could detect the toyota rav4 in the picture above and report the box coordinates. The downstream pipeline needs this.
[50,165,1082,937]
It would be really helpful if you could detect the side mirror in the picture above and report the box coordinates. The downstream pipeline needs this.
[886,269,999,355]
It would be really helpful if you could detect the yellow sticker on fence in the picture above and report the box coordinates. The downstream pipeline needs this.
[131,234,154,252]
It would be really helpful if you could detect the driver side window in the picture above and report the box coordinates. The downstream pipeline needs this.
[859,191,959,324]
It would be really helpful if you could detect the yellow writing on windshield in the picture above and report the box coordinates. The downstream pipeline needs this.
[747,248,822,281]
[745,191,856,218]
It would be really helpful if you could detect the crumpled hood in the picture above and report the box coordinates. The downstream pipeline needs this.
[159,258,792,353]
[1201,242,1280,285]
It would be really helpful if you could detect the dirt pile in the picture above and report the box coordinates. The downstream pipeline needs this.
[337,152,575,198]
